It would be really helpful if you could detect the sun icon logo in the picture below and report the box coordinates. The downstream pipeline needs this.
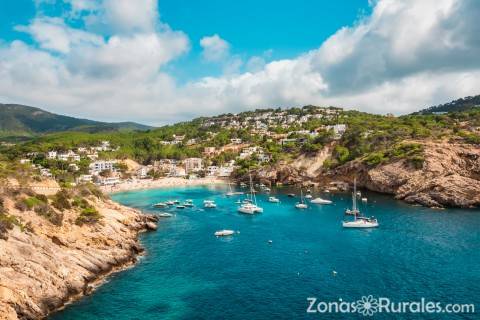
[356,295,379,316]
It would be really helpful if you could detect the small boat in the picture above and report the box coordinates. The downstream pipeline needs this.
[176,205,186,209]
[264,187,271,192]
[356,191,362,198]
[204,200,217,208]
[238,174,263,214]
[311,197,333,204]
[324,189,330,193]
[342,178,379,228]
[287,193,296,198]
[165,200,174,205]
[295,190,308,209]
[268,240,273,244]
[305,194,313,199]
[173,200,180,204]
[345,178,360,215]
[342,216,379,228]
[158,212,173,218]
[226,183,235,197]
[240,182,247,188]
[235,200,242,204]
[153,202,167,208]
[215,230,235,237]
[361,197,368,203]
[268,196,280,203]
[183,199,194,207]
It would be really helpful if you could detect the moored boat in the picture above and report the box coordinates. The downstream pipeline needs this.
[215,229,235,236]
[311,197,333,204]
[268,196,280,203]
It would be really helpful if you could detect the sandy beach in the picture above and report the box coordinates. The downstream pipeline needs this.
[101,177,228,194]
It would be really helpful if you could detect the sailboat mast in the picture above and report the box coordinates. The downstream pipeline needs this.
[352,178,357,212]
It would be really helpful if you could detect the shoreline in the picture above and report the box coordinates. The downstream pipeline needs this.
[101,177,229,194]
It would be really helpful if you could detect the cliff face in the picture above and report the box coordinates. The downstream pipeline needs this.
[332,142,480,208]
[0,195,157,320]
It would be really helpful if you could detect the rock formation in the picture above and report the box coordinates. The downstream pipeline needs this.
[0,195,157,320]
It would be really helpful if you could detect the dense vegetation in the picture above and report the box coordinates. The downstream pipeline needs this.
[414,94,480,115]
[0,103,151,140]
[1,103,480,172]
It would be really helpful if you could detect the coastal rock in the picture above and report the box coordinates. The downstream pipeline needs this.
[333,142,480,208]
[0,198,155,320]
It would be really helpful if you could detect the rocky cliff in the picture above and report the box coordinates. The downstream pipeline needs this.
[0,188,157,319]
[244,141,480,208]
[332,142,480,208]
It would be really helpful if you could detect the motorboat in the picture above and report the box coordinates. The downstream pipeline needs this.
[305,194,313,199]
[287,193,296,198]
[183,200,194,207]
[157,212,173,218]
[311,197,333,204]
[204,200,217,208]
[176,205,185,209]
[361,197,368,203]
[165,200,175,206]
[238,174,263,214]
[153,202,167,208]
[215,230,235,237]
[295,190,308,209]
[268,196,280,203]
[342,216,379,228]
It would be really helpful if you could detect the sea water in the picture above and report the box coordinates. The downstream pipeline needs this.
[51,185,480,319]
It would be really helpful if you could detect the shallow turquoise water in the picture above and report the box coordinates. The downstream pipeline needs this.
[51,185,480,319]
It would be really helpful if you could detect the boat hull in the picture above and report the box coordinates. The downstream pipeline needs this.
[342,220,379,228]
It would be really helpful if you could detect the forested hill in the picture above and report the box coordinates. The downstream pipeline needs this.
[0,103,152,139]
[414,95,480,114]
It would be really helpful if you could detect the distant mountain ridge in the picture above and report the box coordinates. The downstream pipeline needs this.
[414,95,480,114]
[0,103,152,139]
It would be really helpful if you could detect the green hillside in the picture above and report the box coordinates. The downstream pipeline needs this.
[0,104,152,139]
[414,95,480,115]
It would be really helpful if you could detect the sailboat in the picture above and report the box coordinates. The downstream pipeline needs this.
[345,178,360,216]
[238,174,263,214]
[226,182,244,197]
[295,189,308,209]
[342,178,378,228]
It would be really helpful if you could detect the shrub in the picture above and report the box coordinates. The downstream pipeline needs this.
[72,197,89,209]
[14,199,29,212]
[0,213,22,240]
[75,206,102,226]
[51,189,71,211]
[364,152,389,166]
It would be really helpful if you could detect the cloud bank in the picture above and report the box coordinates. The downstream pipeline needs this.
[1,0,479,124]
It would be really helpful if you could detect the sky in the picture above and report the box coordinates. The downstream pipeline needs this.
[0,0,479,125]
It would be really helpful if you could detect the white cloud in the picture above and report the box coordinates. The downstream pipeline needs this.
[200,34,230,62]
[15,17,103,54]
[1,0,480,125]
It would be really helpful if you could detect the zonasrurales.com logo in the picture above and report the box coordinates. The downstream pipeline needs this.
[307,296,475,316]
[356,295,379,316]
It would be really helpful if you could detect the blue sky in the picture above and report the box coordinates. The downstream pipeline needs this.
[0,0,478,125]
[0,0,371,81]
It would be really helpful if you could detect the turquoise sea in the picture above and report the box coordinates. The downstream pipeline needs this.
[51,185,480,319]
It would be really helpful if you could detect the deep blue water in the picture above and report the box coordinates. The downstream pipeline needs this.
[51,185,480,319]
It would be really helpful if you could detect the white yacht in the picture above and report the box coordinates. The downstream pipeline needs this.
[305,194,313,199]
[204,200,217,208]
[215,230,235,237]
[238,174,263,214]
[157,212,173,218]
[342,216,378,228]
[153,202,167,208]
[295,190,308,209]
[268,196,280,203]
[311,197,332,204]
[183,199,194,207]
[342,178,378,228]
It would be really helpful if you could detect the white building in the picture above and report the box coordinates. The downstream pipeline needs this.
[89,160,117,175]
[19,159,31,164]
[206,166,219,176]
[230,138,242,144]
[185,158,203,173]
[78,174,93,183]
[46,151,57,159]
[136,166,149,178]
[57,150,80,162]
